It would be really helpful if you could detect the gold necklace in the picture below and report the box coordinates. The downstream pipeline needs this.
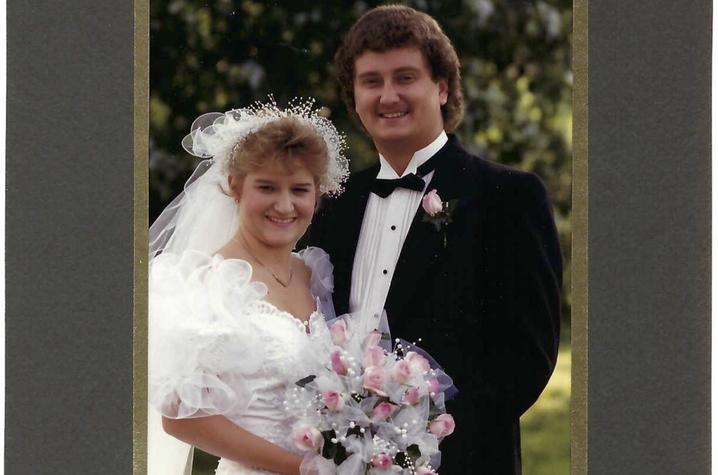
[233,234,293,288]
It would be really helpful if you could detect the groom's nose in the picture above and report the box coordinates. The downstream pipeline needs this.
[378,82,400,105]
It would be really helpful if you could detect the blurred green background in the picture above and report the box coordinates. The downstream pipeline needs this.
[149,1,572,473]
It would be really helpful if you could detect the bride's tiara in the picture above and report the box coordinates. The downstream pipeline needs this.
[181,97,350,196]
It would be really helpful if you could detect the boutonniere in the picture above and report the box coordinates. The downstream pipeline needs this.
[421,189,458,248]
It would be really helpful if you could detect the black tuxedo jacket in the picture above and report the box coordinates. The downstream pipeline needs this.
[308,135,562,475]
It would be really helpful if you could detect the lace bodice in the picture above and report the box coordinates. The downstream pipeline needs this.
[148,247,335,474]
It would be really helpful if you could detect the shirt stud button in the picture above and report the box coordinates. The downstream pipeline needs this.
[382,269,388,275]
[390,225,396,230]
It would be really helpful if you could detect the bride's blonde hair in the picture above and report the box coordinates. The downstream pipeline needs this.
[229,116,329,186]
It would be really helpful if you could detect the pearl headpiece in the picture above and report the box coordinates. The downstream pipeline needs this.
[181,98,350,196]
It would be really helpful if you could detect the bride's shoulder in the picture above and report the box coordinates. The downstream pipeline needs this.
[150,249,266,300]
[151,249,250,273]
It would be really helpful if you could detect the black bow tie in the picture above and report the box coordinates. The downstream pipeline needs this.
[371,173,425,198]
[370,154,438,198]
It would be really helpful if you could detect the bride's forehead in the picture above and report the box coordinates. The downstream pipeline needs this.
[246,162,314,182]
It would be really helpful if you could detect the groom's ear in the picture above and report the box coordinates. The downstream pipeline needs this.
[438,79,449,106]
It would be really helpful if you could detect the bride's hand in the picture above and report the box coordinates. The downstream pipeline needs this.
[299,454,336,475]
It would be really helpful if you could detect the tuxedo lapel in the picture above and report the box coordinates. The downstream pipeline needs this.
[384,137,472,319]
[331,166,376,315]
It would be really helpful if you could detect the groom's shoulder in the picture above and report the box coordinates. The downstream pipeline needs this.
[449,138,547,197]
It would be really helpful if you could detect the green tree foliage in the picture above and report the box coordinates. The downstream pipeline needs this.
[149,0,573,323]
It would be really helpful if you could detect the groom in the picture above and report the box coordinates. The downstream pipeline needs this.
[309,5,562,474]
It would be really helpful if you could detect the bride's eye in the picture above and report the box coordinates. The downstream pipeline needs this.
[257,184,275,192]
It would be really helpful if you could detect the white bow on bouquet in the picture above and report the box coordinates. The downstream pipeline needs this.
[286,312,457,475]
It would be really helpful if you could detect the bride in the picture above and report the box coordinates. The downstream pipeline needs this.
[148,101,349,475]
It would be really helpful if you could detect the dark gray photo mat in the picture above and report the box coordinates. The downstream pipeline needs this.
[4,2,710,475]
[586,1,711,473]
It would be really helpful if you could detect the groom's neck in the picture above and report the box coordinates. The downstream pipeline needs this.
[373,129,445,176]
[378,149,414,176]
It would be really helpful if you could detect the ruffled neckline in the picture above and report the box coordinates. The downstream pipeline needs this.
[250,299,324,335]
[211,246,334,333]
[150,246,334,335]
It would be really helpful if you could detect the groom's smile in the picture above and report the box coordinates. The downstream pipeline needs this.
[353,47,448,157]
[379,111,408,119]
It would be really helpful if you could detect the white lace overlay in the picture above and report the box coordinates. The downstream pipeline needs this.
[149,247,335,475]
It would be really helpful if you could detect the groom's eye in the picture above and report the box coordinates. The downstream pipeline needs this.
[360,77,381,87]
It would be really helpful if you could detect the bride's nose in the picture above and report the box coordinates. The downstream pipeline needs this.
[273,192,294,213]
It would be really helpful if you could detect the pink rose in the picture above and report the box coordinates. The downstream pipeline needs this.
[372,401,398,422]
[331,350,348,376]
[363,346,386,367]
[362,365,387,396]
[429,413,455,438]
[291,424,323,452]
[405,352,431,375]
[421,189,443,216]
[363,330,383,348]
[416,466,438,475]
[391,360,412,384]
[402,387,421,405]
[427,378,441,395]
[321,389,344,412]
[329,320,349,346]
[371,453,393,469]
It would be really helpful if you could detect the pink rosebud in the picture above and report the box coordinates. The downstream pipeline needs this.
[363,346,386,367]
[416,466,438,475]
[427,378,441,395]
[363,365,387,396]
[331,350,348,376]
[402,386,421,405]
[429,413,456,438]
[371,453,393,470]
[372,401,398,422]
[321,389,345,412]
[363,330,383,348]
[421,189,443,216]
[329,320,349,346]
[392,360,412,384]
[291,424,323,452]
[405,352,431,375]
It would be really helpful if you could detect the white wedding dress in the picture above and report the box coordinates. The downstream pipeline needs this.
[148,246,336,475]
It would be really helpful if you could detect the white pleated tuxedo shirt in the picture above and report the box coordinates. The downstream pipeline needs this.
[349,131,448,321]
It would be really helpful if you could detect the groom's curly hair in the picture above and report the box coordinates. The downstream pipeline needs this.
[334,5,464,132]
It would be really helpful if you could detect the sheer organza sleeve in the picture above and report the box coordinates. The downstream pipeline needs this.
[297,246,336,320]
[148,251,267,419]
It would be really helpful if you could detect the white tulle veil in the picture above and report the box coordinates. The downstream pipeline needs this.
[147,99,348,475]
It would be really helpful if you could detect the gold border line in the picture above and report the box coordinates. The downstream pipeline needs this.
[571,0,588,473]
[131,2,585,473]
[133,0,150,473]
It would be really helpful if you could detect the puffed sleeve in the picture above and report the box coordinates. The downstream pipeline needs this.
[148,251,268,419]
[297,246,336,320]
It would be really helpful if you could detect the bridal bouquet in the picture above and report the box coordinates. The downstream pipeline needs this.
[285,314,456,475]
